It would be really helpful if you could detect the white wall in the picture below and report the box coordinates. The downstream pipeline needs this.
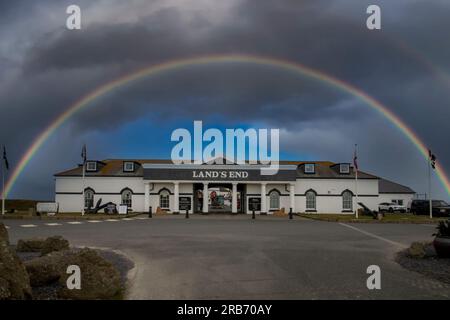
[55,176,145,212]
[294,178,379,214]
[55,176,382,214]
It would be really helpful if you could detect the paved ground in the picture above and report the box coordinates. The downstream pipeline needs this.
[2,215,449,299]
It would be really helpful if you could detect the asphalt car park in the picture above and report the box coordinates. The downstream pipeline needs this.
[3,215,450,299]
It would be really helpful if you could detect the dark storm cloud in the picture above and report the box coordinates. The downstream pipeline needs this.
[1,0,449,199]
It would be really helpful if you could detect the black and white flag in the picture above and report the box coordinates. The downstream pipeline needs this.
[81,144,87,164]
[2,146,8,170]
[428,149,437,170]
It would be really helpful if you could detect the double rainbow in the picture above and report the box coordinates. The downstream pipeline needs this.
[3,54,449,198]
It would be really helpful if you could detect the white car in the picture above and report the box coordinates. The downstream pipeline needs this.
[378,202,407,213]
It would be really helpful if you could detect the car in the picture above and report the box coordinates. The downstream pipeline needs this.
[378,202,407,213]
[410,199,450,217]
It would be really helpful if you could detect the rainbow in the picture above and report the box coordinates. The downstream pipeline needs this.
[3,54,450,198]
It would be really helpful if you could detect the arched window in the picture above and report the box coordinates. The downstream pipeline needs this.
[121,189,133,208]
[342,190,353,211]
[269,190,280,210]
[305,190,316,210]
[159,189,170,209]
[84,188,94,209]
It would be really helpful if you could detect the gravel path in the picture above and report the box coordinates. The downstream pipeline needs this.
[396,245,450,285]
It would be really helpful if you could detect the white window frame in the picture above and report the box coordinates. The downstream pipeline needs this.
[342,191,353,211]
[86,161,97,172]
[121,189,133,208]
[340,163,350,174]
[269,191,280,210]
[304,163,315,174]
[84,189,94,208]
[123,161,135,172]
[160,190,170,209]
[305,191,316,210]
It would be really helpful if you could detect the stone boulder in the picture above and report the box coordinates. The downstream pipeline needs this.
[0,223,8,245]
[0,223,32,300]
[24,254,61,287]
[40,236,69,256]
[25,248,122,299]
[16,238,45,253]
[407,241,428,259]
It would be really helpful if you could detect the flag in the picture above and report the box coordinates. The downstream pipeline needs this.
[353,146,358,171]
[428,149,436,169]
[81,144,87,164]
[2,146,8,170]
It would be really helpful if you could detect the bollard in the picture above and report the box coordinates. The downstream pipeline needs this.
[148,206,152,218]
[252,209,256,219]
[289,208,293,220]
[185,208,189,219]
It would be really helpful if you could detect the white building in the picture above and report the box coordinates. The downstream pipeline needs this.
[54,159,415,214]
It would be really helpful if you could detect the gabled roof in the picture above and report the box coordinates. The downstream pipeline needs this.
[379,178,415,194]
[54,159,378,180]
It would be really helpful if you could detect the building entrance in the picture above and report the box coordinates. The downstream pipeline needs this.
[193,183,246,214]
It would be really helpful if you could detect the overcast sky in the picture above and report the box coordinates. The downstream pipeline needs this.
[0,0,449,201]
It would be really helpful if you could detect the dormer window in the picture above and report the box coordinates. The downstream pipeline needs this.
[123,161,135,172]
[304,163,315,174]
[86,161,97,172]
[340,163,350,174]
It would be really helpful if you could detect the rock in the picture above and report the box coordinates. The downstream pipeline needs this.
[24,248,122,299]
[57,248,123,300]
[40,236,69,256]
[0,223,8,245]
[0,232,32,299]
[407,241,428,259]
[24,255,61,287]
[16,238,45,253]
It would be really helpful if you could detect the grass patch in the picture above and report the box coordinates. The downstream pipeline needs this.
[298,213,447,224]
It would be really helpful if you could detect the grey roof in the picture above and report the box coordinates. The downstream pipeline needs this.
[55,159,378,180]
[379,178,415,194]
[296,163,378,179]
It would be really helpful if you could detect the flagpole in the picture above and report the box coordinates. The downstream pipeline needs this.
[354,144,359,219]
[1,158,4,216]
[82,161,85,216]
[428,156,432,219]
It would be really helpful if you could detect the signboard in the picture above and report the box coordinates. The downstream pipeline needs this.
[179,197,191,211]
[144,166,297,181]
[248,197,261,211]
[118,205,128,215]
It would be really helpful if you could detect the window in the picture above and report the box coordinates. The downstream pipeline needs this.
[121,189,132,208]
[306,190,316,210]
[84,189,94,209]
[339,163,350,174]
[160,190,170,209]
[304,163,315,173]
[123,161,135,172]
[392,200,404,206]
[342,191,353,211]
[86,161,97,171]
[269,191,280,210]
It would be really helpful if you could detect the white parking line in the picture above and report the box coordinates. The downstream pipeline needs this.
[339,223,407,248]
[45,223,62,226]
[135,217,148,220]
[122,218,135,221]
[105,219,119,222]
[67,221,83,225]
[87,220,101,223]
[20,224,37,228]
